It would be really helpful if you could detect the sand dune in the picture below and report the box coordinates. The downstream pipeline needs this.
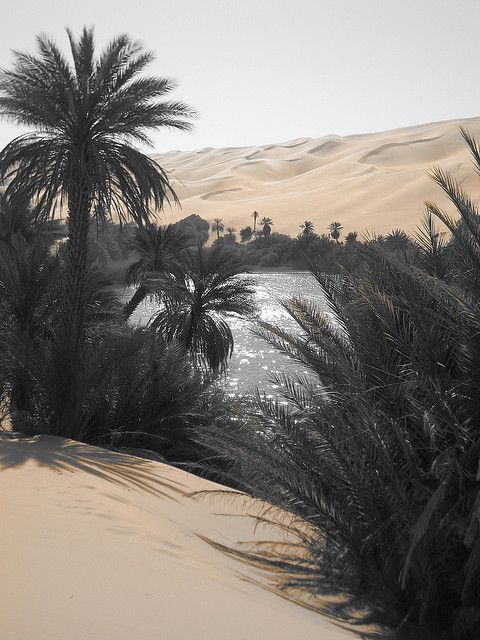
[0,434,358,640]
[153,117,480,236]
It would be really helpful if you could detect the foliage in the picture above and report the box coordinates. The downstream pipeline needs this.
[329,220,343,242]
[0,26,194,351]
[0,208,221,461]
[123,222,193,318]
[196,132,480,638]
[299,220,315,236]
[240,226,253,242]
[173,214,210,246]
[252,210,259,234]
[150,245,256,374]
[260,216,273,236]
[211,218,224,239]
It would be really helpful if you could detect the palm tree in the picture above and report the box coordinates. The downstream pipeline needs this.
[225,226,237,242]
[0,27,194,354]
[0,211,121,430]
[252,210,259,234]
[211,218,224,240]
[384,228,411,251]
[261,217,273,236]
[329,221,343,243]
[344,231,358,245]
[300,220,314,236]
[197,130,480,638]
[240,226,253,242]
[124,223,192,319]
[150,246,256,373]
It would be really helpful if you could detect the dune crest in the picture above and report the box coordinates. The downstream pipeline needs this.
[153,117,480,236]
[1,434,358,640]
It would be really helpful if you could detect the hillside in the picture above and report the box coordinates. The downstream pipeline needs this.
[153,117,480,236]
[1,434,360,640]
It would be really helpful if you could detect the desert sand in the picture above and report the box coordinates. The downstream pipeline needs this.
[154,116,480,236]
[0,434,358,640]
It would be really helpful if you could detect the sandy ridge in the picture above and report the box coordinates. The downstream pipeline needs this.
[0,434,358,640]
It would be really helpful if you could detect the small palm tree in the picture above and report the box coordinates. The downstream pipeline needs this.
[329,221,343,243]
[150,246,256,373]
[252,210,259,234]
[211,218,224,240]
[384,229,411,252]
[0,27,194,354]
[300,220,314,236]
[240,226,253,242]
[344,231,358,246]
[124,223,192,319]
[261,217,273,236]
[225,226,237,241]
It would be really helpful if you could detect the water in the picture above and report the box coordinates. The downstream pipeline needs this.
[123,271,327,396]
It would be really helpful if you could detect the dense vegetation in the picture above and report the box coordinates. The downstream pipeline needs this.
[196,130,480,639]
[0,29,252,466]
[0,24,479,640]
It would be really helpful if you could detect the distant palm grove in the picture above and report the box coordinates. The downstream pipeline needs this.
[0,27,479,640]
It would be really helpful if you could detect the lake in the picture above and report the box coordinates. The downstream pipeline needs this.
[124,271,328,396]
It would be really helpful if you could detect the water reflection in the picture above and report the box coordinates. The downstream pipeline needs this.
[124,271,327,396]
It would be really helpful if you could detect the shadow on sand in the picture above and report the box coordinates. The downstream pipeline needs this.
[0,432,187,500]
[194,490,392,640]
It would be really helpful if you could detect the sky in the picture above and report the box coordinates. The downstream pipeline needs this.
[0,0,479,152]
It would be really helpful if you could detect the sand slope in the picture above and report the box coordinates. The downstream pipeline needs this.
[0,435,356,640]
[154,117,480,236]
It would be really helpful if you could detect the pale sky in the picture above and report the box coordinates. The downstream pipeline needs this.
[0,0,479,152]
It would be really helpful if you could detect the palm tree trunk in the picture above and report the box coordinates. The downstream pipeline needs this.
[63,203,90,352]
[63,153,93,354]
[53,163,92,438]
[124,284,148,319]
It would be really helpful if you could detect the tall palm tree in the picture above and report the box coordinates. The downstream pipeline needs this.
[150,246,256,373]
[124,223,192,319]
[0,27,194,353]
[300,220,314,236]
[252,210,259,234]
[261,217,273,236]
[211,218,224,240]
[329,221,343,243]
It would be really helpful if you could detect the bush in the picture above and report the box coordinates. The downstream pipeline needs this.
[196,131,480,639]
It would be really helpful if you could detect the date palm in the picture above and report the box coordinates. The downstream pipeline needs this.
[225,226,236,241]
[300,220,314,236]
[0,27,194,353]
[344,230,358,246]
[150,246,256,374]
[261,216,273,236]
[329,221,343,243]
[124,223,192,319]
[240,226,253,242]
[252,210,259,234]
[211,218,224,240]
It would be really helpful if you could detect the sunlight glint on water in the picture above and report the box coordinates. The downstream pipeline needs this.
[124,271,327,396]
